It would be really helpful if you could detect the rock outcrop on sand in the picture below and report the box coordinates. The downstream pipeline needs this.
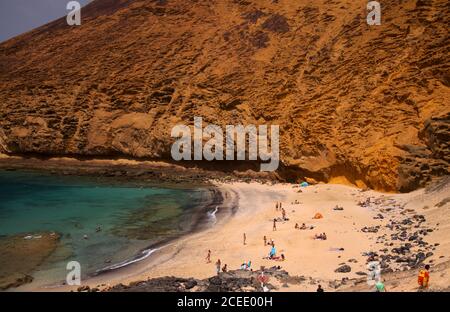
[0,0,448,191]
[103,267,300,292]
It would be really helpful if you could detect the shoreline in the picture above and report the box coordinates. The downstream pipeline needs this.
[93,186,235,276]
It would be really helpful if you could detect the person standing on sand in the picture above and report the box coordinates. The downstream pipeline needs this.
[281,208,286,220]
[418,264,430,289]
[273,218,277,231]
[215,259,221,275]
[263,235,267,246]
[206,250,211,263]
[316,285,324,292]
[243,233,246,245]
[276,202,279,211]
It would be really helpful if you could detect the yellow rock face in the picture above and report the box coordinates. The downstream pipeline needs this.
[0,0,448,191]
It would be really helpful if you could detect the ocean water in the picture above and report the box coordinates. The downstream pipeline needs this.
[0,170,210,287]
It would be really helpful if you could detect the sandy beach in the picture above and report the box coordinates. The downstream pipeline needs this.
[42,177,449,292]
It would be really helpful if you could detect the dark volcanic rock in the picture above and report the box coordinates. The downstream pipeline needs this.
[335,265,352,273]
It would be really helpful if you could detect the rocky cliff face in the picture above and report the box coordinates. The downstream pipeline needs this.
[0,0,448,191]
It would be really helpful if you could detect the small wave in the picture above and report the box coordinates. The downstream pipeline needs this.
[96,247,162,273]
[207,206,219,224]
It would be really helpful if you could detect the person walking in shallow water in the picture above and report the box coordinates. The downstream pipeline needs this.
[206,250,211,263]
[273,218,277,231]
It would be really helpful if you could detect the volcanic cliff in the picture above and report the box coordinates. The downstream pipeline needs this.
[0,0,448,191]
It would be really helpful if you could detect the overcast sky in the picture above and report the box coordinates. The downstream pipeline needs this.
[0,0,91,43]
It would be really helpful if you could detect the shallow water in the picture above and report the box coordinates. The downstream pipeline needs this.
[0,170,210,287]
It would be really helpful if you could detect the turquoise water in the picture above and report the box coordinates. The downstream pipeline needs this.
[0,170,209,286]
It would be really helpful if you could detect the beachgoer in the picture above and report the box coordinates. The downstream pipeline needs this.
[83,234,88,240]
[281,208,286,220]
[295,223,299,229]
[276,202,279,211]
[418,264,430,289]
[281,254,285,261]
[322,233,327,240]
[263,235,267,246]
[317,285,324,292]
[300,223,307,230]
[216,259,221,275]
[206,250,211,263]
[243,233,246,245]
[279,202,282,209]
[375,280,386,292]
[222,264,228,273]
[269,246,276,259]
[273,219,277,231]
[96,226,102,232]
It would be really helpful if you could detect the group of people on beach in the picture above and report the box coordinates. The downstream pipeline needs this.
[314,232,327,240]
[205,199,433,292]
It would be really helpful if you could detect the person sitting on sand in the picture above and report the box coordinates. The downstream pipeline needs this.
[281,254,285,261]
[317,285,324,292]
[375,280,386,292]
[315,233,327,240]
[222,264,228,273]
[295,223,299,229]
[300,223,307,230]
